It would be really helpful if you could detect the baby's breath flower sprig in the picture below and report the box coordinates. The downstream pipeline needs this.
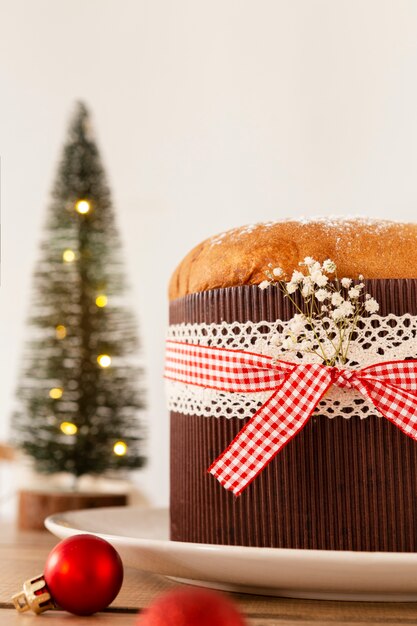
[259,257,379,366]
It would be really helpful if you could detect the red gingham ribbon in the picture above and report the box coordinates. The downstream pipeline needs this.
[165,341,417,496]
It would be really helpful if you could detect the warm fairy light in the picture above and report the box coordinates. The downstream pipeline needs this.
[60,422,78,435]
[97,354,111,368]
[75,199,91,214]
[49,387,63,399]
[63,249,76,263]
[95,294,108,308]
[113,441,127,456]
[55,325,67,339]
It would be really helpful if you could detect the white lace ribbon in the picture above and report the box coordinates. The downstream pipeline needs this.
[166,314,417,420]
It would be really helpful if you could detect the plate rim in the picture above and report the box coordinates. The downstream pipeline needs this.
[44,505,417,565]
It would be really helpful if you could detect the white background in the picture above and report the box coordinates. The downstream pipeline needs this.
[0,0,416,517]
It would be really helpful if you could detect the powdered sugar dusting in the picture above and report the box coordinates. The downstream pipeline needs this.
[208,216,404,247]
[209,220,275,246]
[296,215,398,231]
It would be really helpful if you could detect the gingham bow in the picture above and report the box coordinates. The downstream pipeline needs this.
[165,341,417,495]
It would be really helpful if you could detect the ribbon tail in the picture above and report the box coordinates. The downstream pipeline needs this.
[352,377,417,442]
[208,364,332,496]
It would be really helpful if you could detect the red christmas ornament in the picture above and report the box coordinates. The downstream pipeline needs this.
[138,587,247,626]
[44,534,124,615]
[12,534,123,616]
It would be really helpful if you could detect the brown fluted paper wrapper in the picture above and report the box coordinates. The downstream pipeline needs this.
[169,280,417,551]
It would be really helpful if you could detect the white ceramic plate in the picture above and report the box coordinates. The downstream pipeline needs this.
[45,506,417,602]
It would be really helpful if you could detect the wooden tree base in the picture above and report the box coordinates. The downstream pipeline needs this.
[17,489,128,531]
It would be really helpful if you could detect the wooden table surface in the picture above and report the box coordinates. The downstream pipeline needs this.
[1,525,417,626]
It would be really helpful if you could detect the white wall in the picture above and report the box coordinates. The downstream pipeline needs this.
[1,0,417,515]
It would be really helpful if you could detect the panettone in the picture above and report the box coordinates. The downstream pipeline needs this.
[167,217,417,551]
[169,218,417,300]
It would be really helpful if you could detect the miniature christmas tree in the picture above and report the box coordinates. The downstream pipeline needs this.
[12,102,145,479]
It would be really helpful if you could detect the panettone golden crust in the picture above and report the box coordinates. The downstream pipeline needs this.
[169,218,417,300]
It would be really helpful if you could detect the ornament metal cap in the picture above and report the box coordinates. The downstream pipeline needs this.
[12,574,55,614]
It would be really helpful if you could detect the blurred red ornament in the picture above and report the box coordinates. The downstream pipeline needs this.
[44,534,123,615]
[138,587,247,626]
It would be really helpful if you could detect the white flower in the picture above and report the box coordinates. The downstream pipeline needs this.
[310,261,322,273]
[311,270,328,287]
[339,300,354,317]
[341,277,352,288]
[331,308,344,321]
[303,256,315,266]
[259,280,270,290]
[364,298,379,314]
[282,336,297,350]
[321,305,329,312]
[357,283,365,290]
[286,282,298,294]
[331,308,342,321]
[348,287,360,299]
[273,267,283,277]
[331,300,354,321]
[331,292,344,306]
[358,274,364,281]
[315,288,330,302]
[322,259,336,273]
[288,314,306,335]
[365,293,371,299]
[301,277,314,298]
[291,270,304,284]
